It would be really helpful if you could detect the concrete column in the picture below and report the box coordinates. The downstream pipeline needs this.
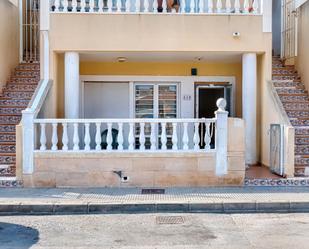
[65,52,80,119]
[242,53,257,165]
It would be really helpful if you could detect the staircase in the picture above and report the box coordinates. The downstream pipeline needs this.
[0,62,40,187]
[272,57,309,177]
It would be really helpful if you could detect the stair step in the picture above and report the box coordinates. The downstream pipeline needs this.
[276,88,306,94]
[295,145,309,155]
[0,107,26,115]
[295,137,309,145]
[279,95,309,102]
[287,111,309,118]
[273,75,301,80]
[283,102,309,110]
[7,78,39,84]
[273,81,304,88]
[0,125,16,133]
[291,119,309,126]
[13,71,40,77]
[295,127,309,136]
[0,99,29,107]
[0,116,21,125]
[2,92,33,99]
[0,145,16,154]
[0,179,22,188]
[0,164,15,177]
[4,84,38,92]
[0,134,15,143]
[0,156,16,164]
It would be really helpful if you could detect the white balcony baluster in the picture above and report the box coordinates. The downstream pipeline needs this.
[84,123,91,151]
[108,0,113,12]
[226,0,231,13]
[98,0,104,12]
[161,122,167,150]
[162,0,167,13]
[54,0,61,12]
[39,123,46,151]
[136,0,141,12]
[73,123,79,151]
[208,0,213,13]
[153,0,158,13]
[95,123,101,151]
[234,0,240,13]
[63,0,68,12]
[51,123,58,151]
[71,0,78,12]
[150,122,156,150]
[80,0,86,12]
[217,0,222,13]
[62,123,68,151]
[89,0,95,12]
[181,0,186,13]
[172,122,178,151]
[199,0,204,13]
[190,0,195,13]
[243,0,249,13]
[128,122,134,151]
[182,122,189,150]
[193,122,200,150]
[106,123,113,151]
[118,123,124,151]
[204,122,211,150]
[139,122,146,150]
[144,0,149,13]
[253,0,259,14]
[117,0,122,12]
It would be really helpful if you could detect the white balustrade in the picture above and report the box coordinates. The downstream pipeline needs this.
[50,0,263,14]
[34,118,217,152]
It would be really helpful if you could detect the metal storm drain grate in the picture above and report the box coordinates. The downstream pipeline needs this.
[156,216,185,225]
[141,188,165,195]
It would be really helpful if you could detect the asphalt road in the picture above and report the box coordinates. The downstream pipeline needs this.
[1,213,309,249]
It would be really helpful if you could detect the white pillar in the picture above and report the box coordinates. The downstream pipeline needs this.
[65,52,80,119]
[242,53,257,165]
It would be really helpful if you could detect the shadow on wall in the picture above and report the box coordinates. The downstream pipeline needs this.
[0,222,39,248]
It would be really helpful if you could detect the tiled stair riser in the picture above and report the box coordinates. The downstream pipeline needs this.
[280,95,309,102]
[295,157,309,165]
[0,144,16,153]
[295,145,309,155]
[274,81,304,88]
[283,103,309,110]
[0,107,27,115]
[295,137,309,145]
[0,134,15,143]
[287,111,309,118]
[276,88,306,94]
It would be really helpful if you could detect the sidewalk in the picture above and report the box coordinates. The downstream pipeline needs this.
[1,187,309,214]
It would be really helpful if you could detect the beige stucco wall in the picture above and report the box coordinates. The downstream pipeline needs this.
[23,118,245,188]
[0,0,19,90]
[296,1,309,91]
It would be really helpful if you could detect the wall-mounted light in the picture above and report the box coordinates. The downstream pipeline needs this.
[117,57,127,63]
[233,32,241,38]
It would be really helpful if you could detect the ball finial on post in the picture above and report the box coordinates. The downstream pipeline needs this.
[216,98,227,112]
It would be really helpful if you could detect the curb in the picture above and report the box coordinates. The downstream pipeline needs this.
[1,201,309,215]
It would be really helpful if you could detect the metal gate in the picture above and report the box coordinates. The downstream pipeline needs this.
[20,0,40,62]
[270,124,285,176]
[281,0,298,60]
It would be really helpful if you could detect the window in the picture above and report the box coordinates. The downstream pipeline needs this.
[134,83,178,149]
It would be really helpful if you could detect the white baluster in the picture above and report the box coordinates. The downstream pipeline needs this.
[62,123,68,151]
[117,0,122,12]
[180,0,186,13]
[162,0,167,12]
[193,122,200,150]
[89,0,95,12]
[126,0,131,12]
[208,0,213,13]
[172,122,178,151]
[54,0,61,12]
[118,123,124,151]
[106,123,113,151]
[71,0,77,11]
[136,0,141,12]
[95,123,101,151]
[80,0,86,12]
[234,0,240,13]
[243,0,249,13]
[108,0,113,12]
[139,123,145,150]
[63,0,68,12]
[153,0,158,12]
[51,123,58,151]
[226,0,231,13]
[150,122,156,150]
[84,123,91,151]
[98,0,104,12]
[217,0,222,13]
[161,122,167,150]
[39,123,46,151]
[190,0,194,13]
[182,122,189,150]
[204,122,211,150]
[199,0,204,13]
[144,0,149,12]
[128,122,134,151]
[253,0,259,14]
[73,123,79,151]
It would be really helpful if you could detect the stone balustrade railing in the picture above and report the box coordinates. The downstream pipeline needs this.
[34,118,216,152]
[50,0,262,14]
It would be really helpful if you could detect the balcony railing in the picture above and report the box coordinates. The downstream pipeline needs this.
[50,0,262,14]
